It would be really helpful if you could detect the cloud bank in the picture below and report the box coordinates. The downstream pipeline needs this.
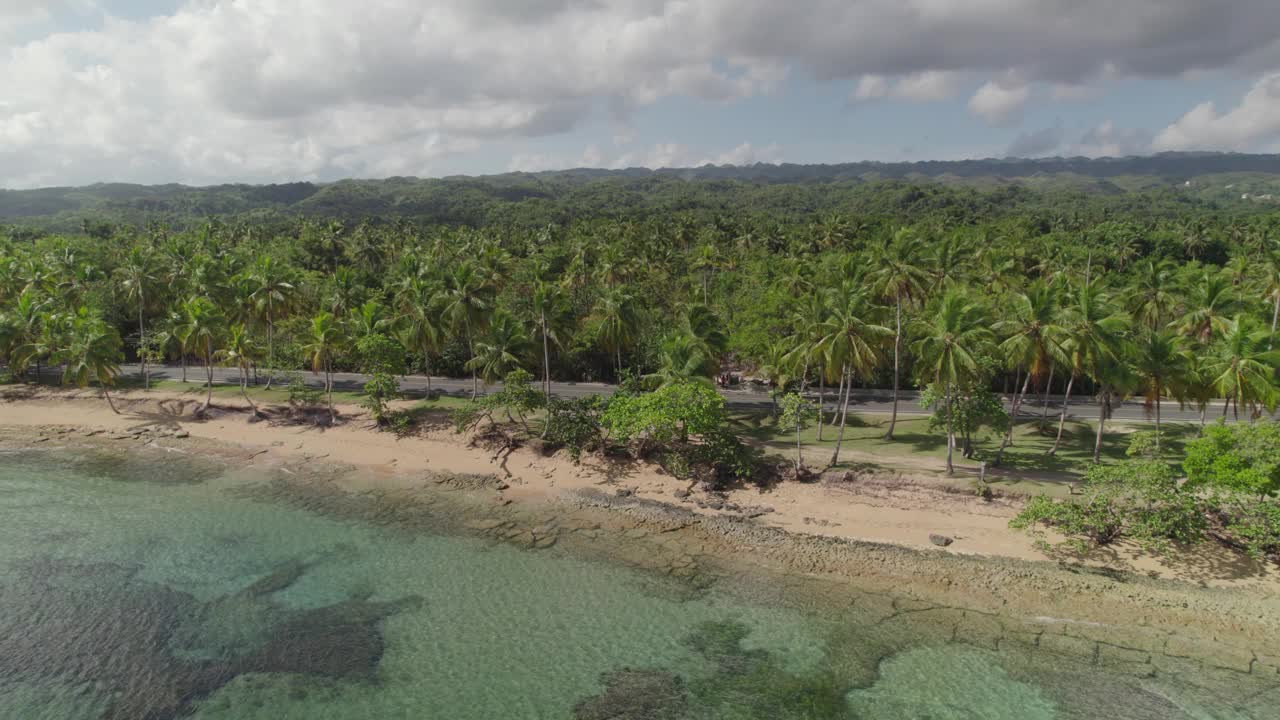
[2,1,1280,185]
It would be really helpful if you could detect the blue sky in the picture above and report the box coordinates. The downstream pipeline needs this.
[3,1,1280,187]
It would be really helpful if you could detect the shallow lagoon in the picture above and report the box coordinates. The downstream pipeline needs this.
[0,447,1273,719]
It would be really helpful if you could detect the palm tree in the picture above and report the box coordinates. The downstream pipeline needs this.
[649,332,716,388]
[592,286,640,378]
[177,297,225,416]
[327,266,364,317]
[217,323,263,418]
[302,312,345,423]
[819,281,891,466]
[682,303,728,373]
[396,277,443,393]
[531,279,568,397]
[869,231,930,439]
[689,243,719,304]
[1260,250,1280,348]
[782,293,830,439]
[1177,271,1238,345]
[1206,315,1280,421]
[348,299,392,342]
[1049,283,1128,456]
[912,290,993,474]
[246,255,295,389]
[438,262,494,398]
[114,246,157,389]
[10,289,49,382]
[1126,259,1178,331]
[993,280,1065,464]
[1130,329,1191,451]
[60,309,123,414]
[465,311,530,386]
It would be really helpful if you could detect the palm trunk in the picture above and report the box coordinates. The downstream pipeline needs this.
[138,295,148,390]
[241,364,259,417]
[1093,387,1108,463]
[182,353,188,383]
[1222,397,1231,418]
[795,412,805,472]
[1039,363,1055,431]
[995,369,1031,466]
[103,385,119,414]
[1049,373,1076,455]
[1271,294,1279,351]
[465,316,478,399]
[1155,381,1162,452]
[201,341,214,414]
[829,365,852,467]
[817,365,826,441]
[326,360,335,423]
[886,296,902,440]
[945,379,955,474]
[541,310,551,398]
[264,308,275,389]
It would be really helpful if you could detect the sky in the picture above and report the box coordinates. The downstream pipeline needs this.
[3,1,1280,188]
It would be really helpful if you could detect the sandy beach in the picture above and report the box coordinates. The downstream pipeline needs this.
[2,385,1276,592]
[3,385,1280,687]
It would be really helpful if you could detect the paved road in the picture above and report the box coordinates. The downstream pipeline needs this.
[110,363,1246,424]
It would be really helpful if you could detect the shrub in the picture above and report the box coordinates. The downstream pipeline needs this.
[1184,420,1280,499]
[544,395,605,462]
[284,371,323,409]
[601,380,726,457]
[1209,492,1280,560]
[1011,460,1206,554]
[452,369,547,434]
[356,333,404,427]
[1125,430,1162,459]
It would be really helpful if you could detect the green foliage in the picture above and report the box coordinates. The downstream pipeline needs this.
[919,380,1008,459]
[1011,460,1206,554]
[776,393,816,434]
[284,371,323,409]
[1184,420,1280,498]
[452,369,547,433]
[355,332,404,426]
[776,392,816,470]
[601,380,727,455]
[1212,497,1280,560]
[544,395,605,462]
[1125,430,1163,459]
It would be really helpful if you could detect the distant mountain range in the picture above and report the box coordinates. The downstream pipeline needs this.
[3,152,1279,229]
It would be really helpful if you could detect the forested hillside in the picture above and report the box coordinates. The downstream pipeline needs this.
[4,152,1280,232]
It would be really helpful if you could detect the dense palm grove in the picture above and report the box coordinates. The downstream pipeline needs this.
[2,185,1280,464]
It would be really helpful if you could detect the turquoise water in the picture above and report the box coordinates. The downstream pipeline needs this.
[0,447,1274,719]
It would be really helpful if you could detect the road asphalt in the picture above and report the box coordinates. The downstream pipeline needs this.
[111,363,1249,424]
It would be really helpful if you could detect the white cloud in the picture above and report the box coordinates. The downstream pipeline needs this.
[853,71,961,102]
[1153,71,1280,152]
[853,75,891,101]
[507,141,782,172]
[968,79,1030,125]
[5,1,1280,185]
[1070,120,1154,157]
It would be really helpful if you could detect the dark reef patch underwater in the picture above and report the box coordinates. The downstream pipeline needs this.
[0,556,420,719]
[0,444,1277,719]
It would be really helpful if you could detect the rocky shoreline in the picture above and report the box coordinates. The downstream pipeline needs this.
[4,422,1279,699]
